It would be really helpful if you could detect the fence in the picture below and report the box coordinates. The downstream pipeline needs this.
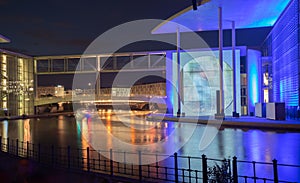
[0,136,299,183]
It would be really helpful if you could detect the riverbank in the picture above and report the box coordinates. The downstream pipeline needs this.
[0,112,74,121]
[147,114,300,131]
[2,111,300,131]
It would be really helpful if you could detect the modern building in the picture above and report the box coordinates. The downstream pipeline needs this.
[152,0,297,117]
[0,49,34,116]
[2,0,300,118]
[262,0,300,117]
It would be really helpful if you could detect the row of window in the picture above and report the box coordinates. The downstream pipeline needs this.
[36,55,166,73]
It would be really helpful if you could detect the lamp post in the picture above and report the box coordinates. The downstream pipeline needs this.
[214,6,225,119]
[88,82,92,95]
[231,20,239,117]
[176,27,181,117]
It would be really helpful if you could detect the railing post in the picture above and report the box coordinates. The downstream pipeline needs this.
[33,144,35,160]
[87,147,90,172]
[138,151,142,181]
[253,161,257,183]
[174,153,179,183]
[202,154,208,183]
[273,159,279,183]
[110,149,113,176]
[38,144,41,163]
[16,139,19,156]
[188,156,191,183]
[7,137,9,154]
[233,156,238,183]
[51,145,54,167]
[26,141,29,159]
[123,152,126,174]
[0,136,2,152]
[67,146,71,169]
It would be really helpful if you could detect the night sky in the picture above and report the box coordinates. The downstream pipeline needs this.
[0,0,194,56]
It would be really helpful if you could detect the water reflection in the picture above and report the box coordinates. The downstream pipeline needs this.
[0,111,299,180]
[0,120,8,139]
[24,119,31,144]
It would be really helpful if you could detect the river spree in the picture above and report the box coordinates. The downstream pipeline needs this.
[0,110,299,181]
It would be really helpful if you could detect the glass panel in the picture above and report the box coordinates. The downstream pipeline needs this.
[67,58,80,71]
[52,59,64,72]
[116,56,130,70]
[101,57,114,70]
[37,59,49,72]
[132,55,148,69]
[150,54,166,68]
[82,57,97,71]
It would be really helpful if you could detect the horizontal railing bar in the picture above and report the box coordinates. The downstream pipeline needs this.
[237,160,273,165]
[207,158,228,162]
[277,163,300,168]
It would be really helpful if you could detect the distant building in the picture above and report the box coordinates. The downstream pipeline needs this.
[37,85,65,98]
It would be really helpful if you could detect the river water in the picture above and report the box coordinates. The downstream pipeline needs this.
[0,110,299,181]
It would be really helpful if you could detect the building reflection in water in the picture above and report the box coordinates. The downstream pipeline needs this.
[76,109,196,164]
[58,115,66,147]
[0,120,8,139]
[243,130,300,181]
[23,119,31,143]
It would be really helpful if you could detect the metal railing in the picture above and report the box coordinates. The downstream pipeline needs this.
[0,136,299,183]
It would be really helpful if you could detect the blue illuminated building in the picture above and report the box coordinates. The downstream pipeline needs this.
[1,0,300,118]
[155,0,300,117]
[262,0,300,116]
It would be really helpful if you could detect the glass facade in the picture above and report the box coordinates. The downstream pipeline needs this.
[262,0,300,117]
[168,49,241,116]
[0,50,34,116]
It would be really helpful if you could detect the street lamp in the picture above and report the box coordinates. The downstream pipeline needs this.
[88,83,92,94]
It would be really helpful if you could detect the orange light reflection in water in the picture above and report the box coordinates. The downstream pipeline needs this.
[24,119,31,148]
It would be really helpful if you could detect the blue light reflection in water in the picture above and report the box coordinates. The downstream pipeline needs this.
[0,114,299,181]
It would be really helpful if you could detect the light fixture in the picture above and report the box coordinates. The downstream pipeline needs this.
[192,0,211,11]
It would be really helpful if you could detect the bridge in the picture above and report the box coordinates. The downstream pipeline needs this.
[35,82,166,110]
[34,94,167,112]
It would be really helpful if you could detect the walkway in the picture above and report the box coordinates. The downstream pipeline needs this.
[147,114,300,131]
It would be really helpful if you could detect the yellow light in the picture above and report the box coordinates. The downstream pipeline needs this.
[264,89,269,103]
[2,55,6,63]
[3,101,7,108]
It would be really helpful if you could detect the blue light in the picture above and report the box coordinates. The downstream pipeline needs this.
[165,51,175,114]
[265,0,299,106]
[153,0,292,34]
[246,0,291,28]
[166,48,241,116]
[247,50,261,114]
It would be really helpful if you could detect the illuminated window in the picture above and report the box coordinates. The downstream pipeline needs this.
[263,73,269,86]
[264,89,269,103]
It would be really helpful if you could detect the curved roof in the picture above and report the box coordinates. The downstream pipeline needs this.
[152,0,291,34]
[0,34,10,43]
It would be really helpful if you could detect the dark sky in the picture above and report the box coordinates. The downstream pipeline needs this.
[0,0,194,56]
[0,0,272,56]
